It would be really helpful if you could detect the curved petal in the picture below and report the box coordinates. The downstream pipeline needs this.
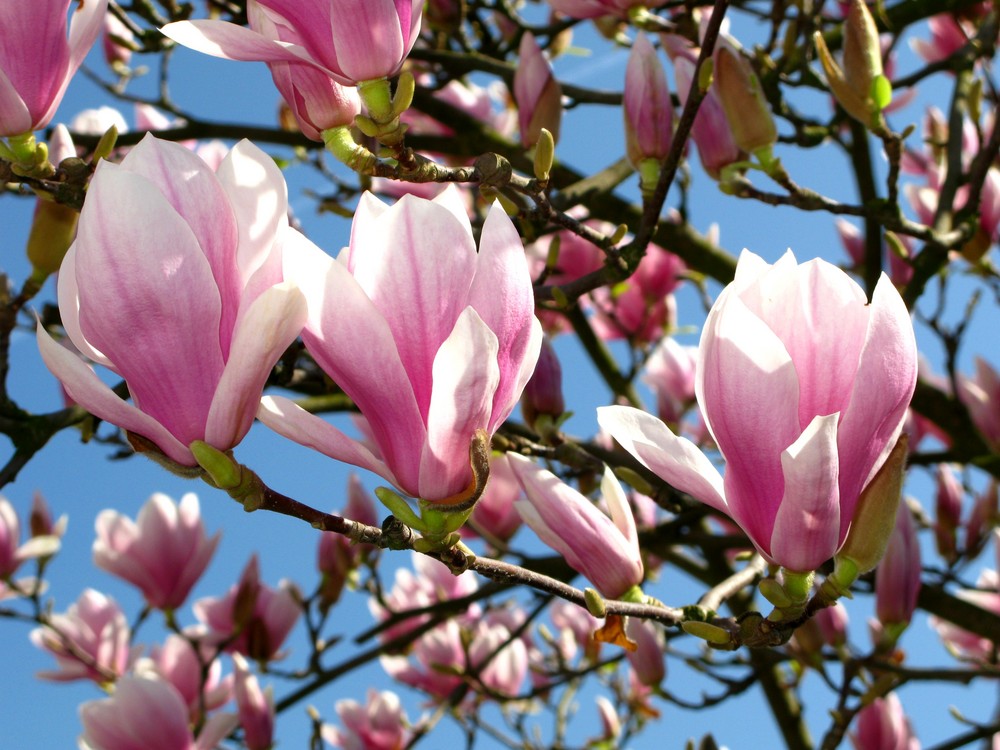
[597,405,727,514]
[328,0,409,81]
[205,282,307,450]
[160,19,327,70]
[215,139,289,289]
[0,67,31,136]
[768,413,842,571]
[37,325,193,465]
[349,194,478,420]
[283,236,426,493]
[468,202,538,432]
[56,240,115,370]
[257,396,395,486]
[697,292,800,549]
[119,135,241,348]
[73,166,225,445]
[490,317,543,432]
[37,0,109,128]
[419,308,500,500]
[0,0,71,128]
[836,273,917,528]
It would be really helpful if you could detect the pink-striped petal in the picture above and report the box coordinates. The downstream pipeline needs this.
[768,413,842,571]
[38,325,192,465]
[206,282,306,450]
[419,308,500,500]
[597,405,727,514]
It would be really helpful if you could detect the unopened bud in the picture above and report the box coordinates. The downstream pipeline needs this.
[26,198,78,279]
[837,434,908,575]
[713,46,777,154]
[521,336,564,430]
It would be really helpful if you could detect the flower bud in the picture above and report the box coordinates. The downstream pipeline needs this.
[832,434,908,595]
[934,463,963,563]
[521,336,565,430]
[713,45,777,155]
[623,33,673,169]
[814,0,891,128]
[514,33,563,147]
[874,500,921,640]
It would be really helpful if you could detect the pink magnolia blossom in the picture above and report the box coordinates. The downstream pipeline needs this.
[933,464,963,562]
[624,33,673,167]
[665,35,743,178]
[79,674,237,750]
[911,15,974,65]
[93,492,220,611]
[815,601,849,647]
[521,336,565,430]
[625,618,666,686]
[381,618,466,699]
[193,555,301,662]
[0,496,61,579]
[467,617,529,697]
[103,10,135,73]
[508,454,643,599]
[369,552,479,643]
[875,502,922,630]
[957,357,1000,448]
[850,693,921,750]
[317,475,378,611]
[135,635,232,721]
[322,689,413,750]
[643,337,698,427]
[259,189,541,504]
[233,654,275,750]
[513,33,562,146]
[0,0,109,136]
[162,0,422,87]
[37,136,308,467]
[599,250,917,573]
[548,599,601,662]
[31,589,132,683]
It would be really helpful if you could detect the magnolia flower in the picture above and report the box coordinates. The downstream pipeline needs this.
[260,188,541,504]
[93,493,219,610]
[79,675,237,750]
[37,136,309,467]
[850,693,921,750]
[508,454,643,599]
[513,33,562,146]
[874,502,922,632]
[192,555,300,662]
[135,634,232,721]
[600,250,917,573]
[31,589,132,683]
[0,496,61,579]
[233,654,275,750]
[162,0,421,86]
[322,689,413,749]
[0,0,109,136]
[624,33,673,168]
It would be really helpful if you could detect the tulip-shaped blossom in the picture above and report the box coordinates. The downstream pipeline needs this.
[599,250,917,573]
[259,188,542,504]
[93,493,220,611]
[850,693,921,750]
[464,453,524,544]
[136,634,232,721]
[79,675,237,750]
[643,337,698,427]
[0,0,109,137]
[37,136,309,467]
[513,33,562,147]
[322,689,414,749]
[956,357,1000,448]
[31,589,132,683]
[193,555,300,662]
[508,454,643,599]
[162,0,421,87]
[624,33,673,169]
[874,502,921,632]
[0,496,61,579]
[233,654,275,750]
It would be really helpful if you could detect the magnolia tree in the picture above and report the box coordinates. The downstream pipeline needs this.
[1,0,999,748]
